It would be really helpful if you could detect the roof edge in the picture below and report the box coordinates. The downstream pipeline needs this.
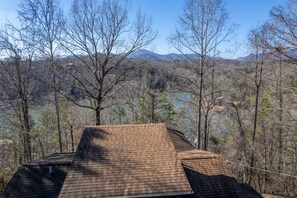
[180,156,218,160]
[85,123,166,128]
[111,190,193,198]
[22,152,75,166]
[23,162,72,166]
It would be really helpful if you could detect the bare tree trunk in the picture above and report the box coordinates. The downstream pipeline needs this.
[234,104,247,162]
[203,112,208,151]
[96,107,101,125]
[132,106,136,123]
[197,57,204,149]
[278,57,283,173]
[15,57,32,162]
[247,25,268,183]
[251,85,260,153]
[64,125,69,152]
[250,51,263,183]
[70,123,74,152]
[13,141,18,166]
[149,92,155,123]
[262,124,268,193]
[250,83,260,183]
[52,60,63,153]
[38,138,45,158]
[22,96,31,162]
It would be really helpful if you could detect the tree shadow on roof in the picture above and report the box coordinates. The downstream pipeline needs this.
[67,127,110,176]
[60,126,193,197]
[4,165,68,198]
[183,167,262,198]
[4,127,110,197]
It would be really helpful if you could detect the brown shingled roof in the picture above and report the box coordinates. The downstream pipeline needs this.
[182,156,248,198]
[4,124,261,198]
[4,153,74,198]
[168,128,261,197]
[59,124,193,197]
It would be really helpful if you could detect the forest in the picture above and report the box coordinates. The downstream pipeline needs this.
[0,0,297,197]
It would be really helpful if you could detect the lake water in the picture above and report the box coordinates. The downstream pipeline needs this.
[0,92,193,134]
[169,92,192,109]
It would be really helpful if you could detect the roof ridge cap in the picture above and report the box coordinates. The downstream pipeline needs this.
[167,128,195,147]
[85,123,166,128]
[52,152,75,154]
[177,149,221,160]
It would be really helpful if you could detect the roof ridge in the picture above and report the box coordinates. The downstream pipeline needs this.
[85,123,166,128]
[23,161,72,166]
[177,149,221,160]
[181,156,218,160]
[167,128,194,147]
[52,152,75,155]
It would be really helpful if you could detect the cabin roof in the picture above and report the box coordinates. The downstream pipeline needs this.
[59,124,193,197]
[4,124,261,198]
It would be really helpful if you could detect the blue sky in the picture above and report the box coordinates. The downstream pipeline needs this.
[0,0,284,58]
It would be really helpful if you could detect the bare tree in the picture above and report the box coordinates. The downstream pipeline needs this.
[18,0,65,152]
[170,0,235,149]
[263,0,297,63]
[0,25,34,162]
[62,0,156,125]
[265,0,297,178]
[247,24,270,183]
[275,47,284,173]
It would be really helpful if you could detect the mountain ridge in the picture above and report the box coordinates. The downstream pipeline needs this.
[129,49,297,61]
[128,49,201,61]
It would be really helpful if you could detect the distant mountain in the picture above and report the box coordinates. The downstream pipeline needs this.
[236,54,257,61]
[128,50,201,61]
[236,50,297,61]
[235,51,270,61]
[128,50,165,61]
